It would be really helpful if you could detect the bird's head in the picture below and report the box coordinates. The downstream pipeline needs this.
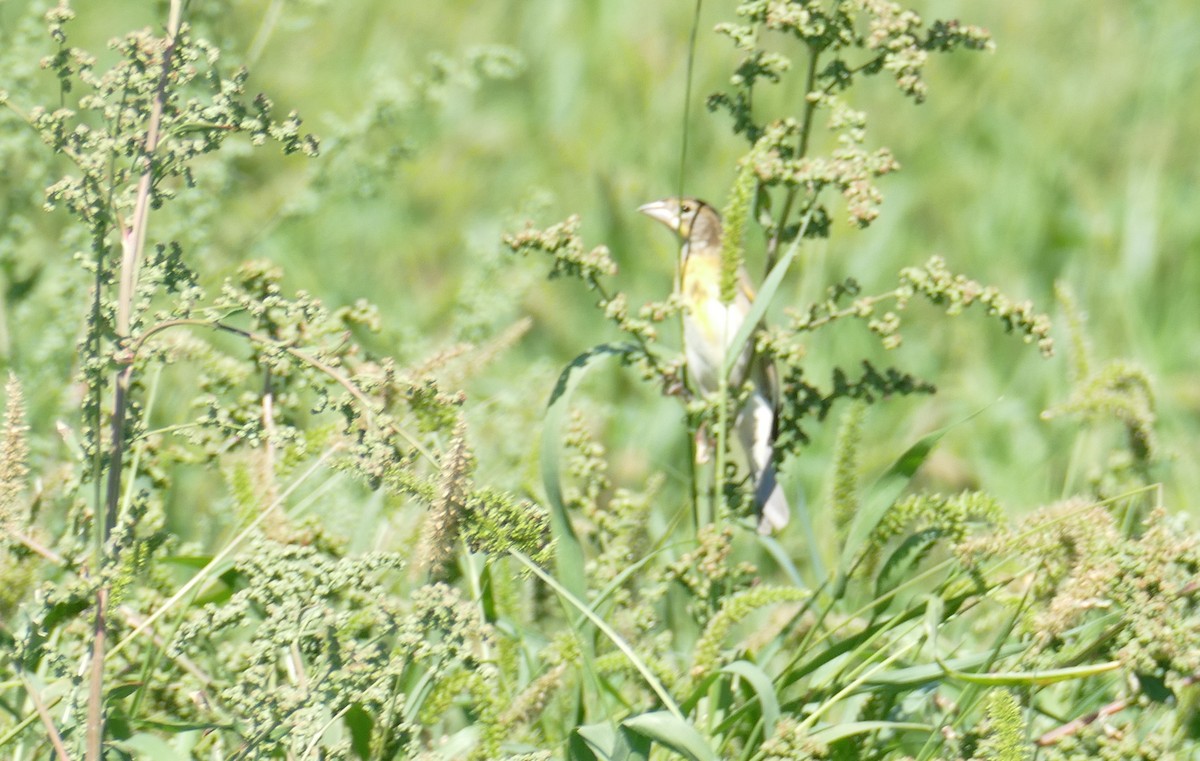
[638,197,722,248]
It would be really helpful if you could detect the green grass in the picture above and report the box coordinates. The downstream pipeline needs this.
[0,0,1198,758]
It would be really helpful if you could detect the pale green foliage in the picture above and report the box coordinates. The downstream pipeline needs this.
[173,548,505,758]
[505,220,687,394]
[975,689,1030,761]
[0,373,29,535]
[666,525,759,621]
[720,162,755,303]
[1,0,1198,759]
[830,400,865,536]
[871,491,1003,556]
[961,502,1200,690]
[686,584,809,689]
[418,416,473,575]
[759,717,827,760]
[505,216,617,284]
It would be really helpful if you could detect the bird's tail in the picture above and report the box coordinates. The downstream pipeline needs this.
[754,463,790,535]
[737,392,791,534]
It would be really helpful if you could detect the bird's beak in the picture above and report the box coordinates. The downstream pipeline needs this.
[637,200,675,227]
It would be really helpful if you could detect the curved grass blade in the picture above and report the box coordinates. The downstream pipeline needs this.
[924,594,1119,686]
[511,550,685,720]
[622,710,717,761]
[542,343,634,599]
[807,720,933,743]
[862,644,1027,687]
[872,528,945,614]
[721,660,781,737]
[612,725,652,761]
[837,427,945,587]
[720,208,816,378]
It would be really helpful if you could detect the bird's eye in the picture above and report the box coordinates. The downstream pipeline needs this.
[681,202,693,213]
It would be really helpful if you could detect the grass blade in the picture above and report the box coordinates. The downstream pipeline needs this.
[510,550,685,720]
[542,343,633,600]
[622,710,716,761]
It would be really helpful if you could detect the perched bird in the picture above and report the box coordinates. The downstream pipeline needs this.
[638,197,789,534]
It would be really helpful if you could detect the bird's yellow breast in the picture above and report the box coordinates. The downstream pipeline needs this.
[679,252,758,392]
[681,255,724,309]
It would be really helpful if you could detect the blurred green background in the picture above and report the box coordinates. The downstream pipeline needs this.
[2,0,1198,540]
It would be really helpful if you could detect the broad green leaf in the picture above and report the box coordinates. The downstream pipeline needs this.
[612,726,653,761]
[106,682,143,701]
[343,703,373,760]
[478,560,498,622]
[112,734,179,761]
[679,671,722,715]
[574,721,617,760]
[431,726,479,759]
[622,711,718,761]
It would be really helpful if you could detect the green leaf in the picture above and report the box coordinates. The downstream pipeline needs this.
[621,711,717,761]
[112,734,180,761]
[343,703,373,760]
[780,587,982,695]
[130,719,227,732]
[574,721,617,759]
[478,560,498,622]
[925,593,1118,686]
[542,343,633,600]
[721,660,781,736]
[106,682,143,701]
[612,725,653,761]
[838,426,946,585]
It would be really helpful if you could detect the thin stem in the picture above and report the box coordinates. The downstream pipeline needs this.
[793,289,903,333]
[246,0,285,67]
[711,378,726,531]
[87,4,184,759]
[6,529,66,565]
[796,46,822,160]
[677,0,703,204]
[765,45,822,273]
[680,0,704,530]
[17,674,70,761]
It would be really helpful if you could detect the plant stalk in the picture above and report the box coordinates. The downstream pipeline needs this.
[86,3,184,759]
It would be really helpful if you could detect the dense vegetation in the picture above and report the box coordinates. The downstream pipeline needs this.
[1,1,1198,759]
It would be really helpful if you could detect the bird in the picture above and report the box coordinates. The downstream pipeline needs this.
[638,196,789,534]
